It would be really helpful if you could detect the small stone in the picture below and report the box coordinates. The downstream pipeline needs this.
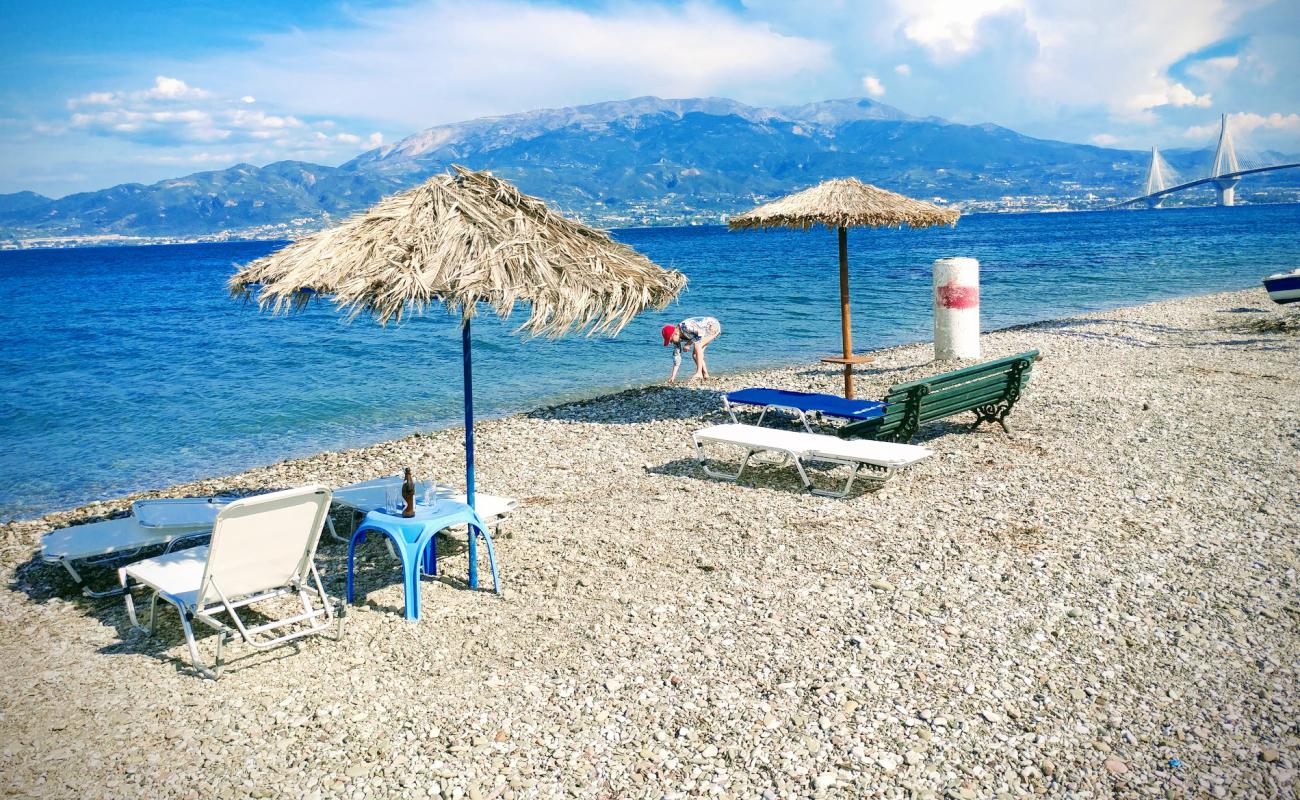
[814,772,836,790]
[980,710,1000,723]
[605,678,624,692]
[1261,748,1280,763]
[1104,757,1128,775]
[870,579,895,592]
[905,751,923,766]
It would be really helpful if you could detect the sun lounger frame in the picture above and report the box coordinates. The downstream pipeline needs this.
[122,558,342,680]
[722,389,887,433]
[119,486,344,679]
[43,521,213,598]
[724,396,818,433]
[692,424,930,498]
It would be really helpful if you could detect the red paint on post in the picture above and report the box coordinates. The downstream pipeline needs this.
[937,282,979,310]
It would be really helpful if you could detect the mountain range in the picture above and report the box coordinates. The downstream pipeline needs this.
[2,96,1295,242]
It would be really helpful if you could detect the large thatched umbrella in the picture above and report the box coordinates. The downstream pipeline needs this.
[729,178,959,398]
[230,166,685,585]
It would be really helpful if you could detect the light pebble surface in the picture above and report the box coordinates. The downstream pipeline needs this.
[1,288,1297,800]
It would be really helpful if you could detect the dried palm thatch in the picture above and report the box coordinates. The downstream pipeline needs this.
[728,178,958,400]
[727,177,959,231]
[229,165,686,336]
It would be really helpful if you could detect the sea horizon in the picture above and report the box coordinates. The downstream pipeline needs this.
[7,200,1300,253]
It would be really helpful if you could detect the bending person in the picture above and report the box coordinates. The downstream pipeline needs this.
[662,316,722,383]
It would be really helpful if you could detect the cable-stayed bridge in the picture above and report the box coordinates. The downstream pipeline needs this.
[1106,114,1300,209]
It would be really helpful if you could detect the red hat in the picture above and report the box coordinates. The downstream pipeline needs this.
[661,324,677,346]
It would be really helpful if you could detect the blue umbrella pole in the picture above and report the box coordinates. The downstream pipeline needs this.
[462,316,478,589]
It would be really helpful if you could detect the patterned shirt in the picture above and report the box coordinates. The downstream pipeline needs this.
[672,316,721,366]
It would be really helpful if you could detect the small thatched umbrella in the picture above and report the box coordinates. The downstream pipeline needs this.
[729,178,959,398]
[230,166,685,585]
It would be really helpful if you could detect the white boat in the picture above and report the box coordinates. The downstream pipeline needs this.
[1263,268,1300,305]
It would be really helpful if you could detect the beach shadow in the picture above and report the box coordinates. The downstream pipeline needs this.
[649,456,889,498]
[791,361,921,381]
[1012,317,1208,335]
[527,384,723,424]
[1225,313,1300,335]
[341,526,499,617]
[93,596,322,678]
[1030,318,1291,351]
[7,483,353,605]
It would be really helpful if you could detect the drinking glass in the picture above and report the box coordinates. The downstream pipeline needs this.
[385,485,402,514]
[422,482,435,507]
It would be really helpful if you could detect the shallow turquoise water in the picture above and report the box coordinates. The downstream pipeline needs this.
[1,204,1296,518]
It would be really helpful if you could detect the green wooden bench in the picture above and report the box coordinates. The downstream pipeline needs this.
[838,350,1040,443]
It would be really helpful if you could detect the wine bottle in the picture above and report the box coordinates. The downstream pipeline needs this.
[402,467,416,518]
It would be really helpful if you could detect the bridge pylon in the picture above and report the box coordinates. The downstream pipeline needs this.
[1145,147,1166,207]
[1211,113,1240,206]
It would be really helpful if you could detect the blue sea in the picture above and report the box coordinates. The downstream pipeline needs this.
[2,204,1297,519]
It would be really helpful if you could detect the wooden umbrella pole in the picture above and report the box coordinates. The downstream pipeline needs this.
[838,226,854,399]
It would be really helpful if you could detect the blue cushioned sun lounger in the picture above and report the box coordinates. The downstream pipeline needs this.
[724,388,886,432]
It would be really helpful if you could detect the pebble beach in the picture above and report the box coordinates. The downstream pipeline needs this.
[0,287,1297,799]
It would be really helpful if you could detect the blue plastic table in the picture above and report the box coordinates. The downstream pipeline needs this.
[345,499,500,620]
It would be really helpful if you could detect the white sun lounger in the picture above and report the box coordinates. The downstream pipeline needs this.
[692,423,933,497]
[42,516,214,598]
[132,496,232,528]
[119,485,343,679]
[41,478,514,597]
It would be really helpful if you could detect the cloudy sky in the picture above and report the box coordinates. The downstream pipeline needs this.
[2,0,1297,196]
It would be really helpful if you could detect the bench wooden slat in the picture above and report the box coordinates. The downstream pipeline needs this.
[917,387,1020,423]
[871,372,1032,424]
[888,351,1038,393]
[881,367,1034,407]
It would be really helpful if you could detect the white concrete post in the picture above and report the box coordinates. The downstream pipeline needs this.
[933,257,980,361]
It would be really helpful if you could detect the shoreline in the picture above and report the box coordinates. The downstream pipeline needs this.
[6,201,1300,252]
[0,284,1282,525]
[1,286,1296,798]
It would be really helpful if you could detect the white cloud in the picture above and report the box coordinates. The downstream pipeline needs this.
[144,76,210,101]
[1015,2,1250,123]
[862,75,886,97]
[1089,133,1119,146]
[70,76,212,108]
[890,0,1023,59]
[873,1,1254,125]
[1184,111,1300,140]
[1185,55,1239,84]
[1122,81,1212,120]
[893,63,911,76]
[366,132,383,147]
[200,1,830,129]
[60,76,382,162]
